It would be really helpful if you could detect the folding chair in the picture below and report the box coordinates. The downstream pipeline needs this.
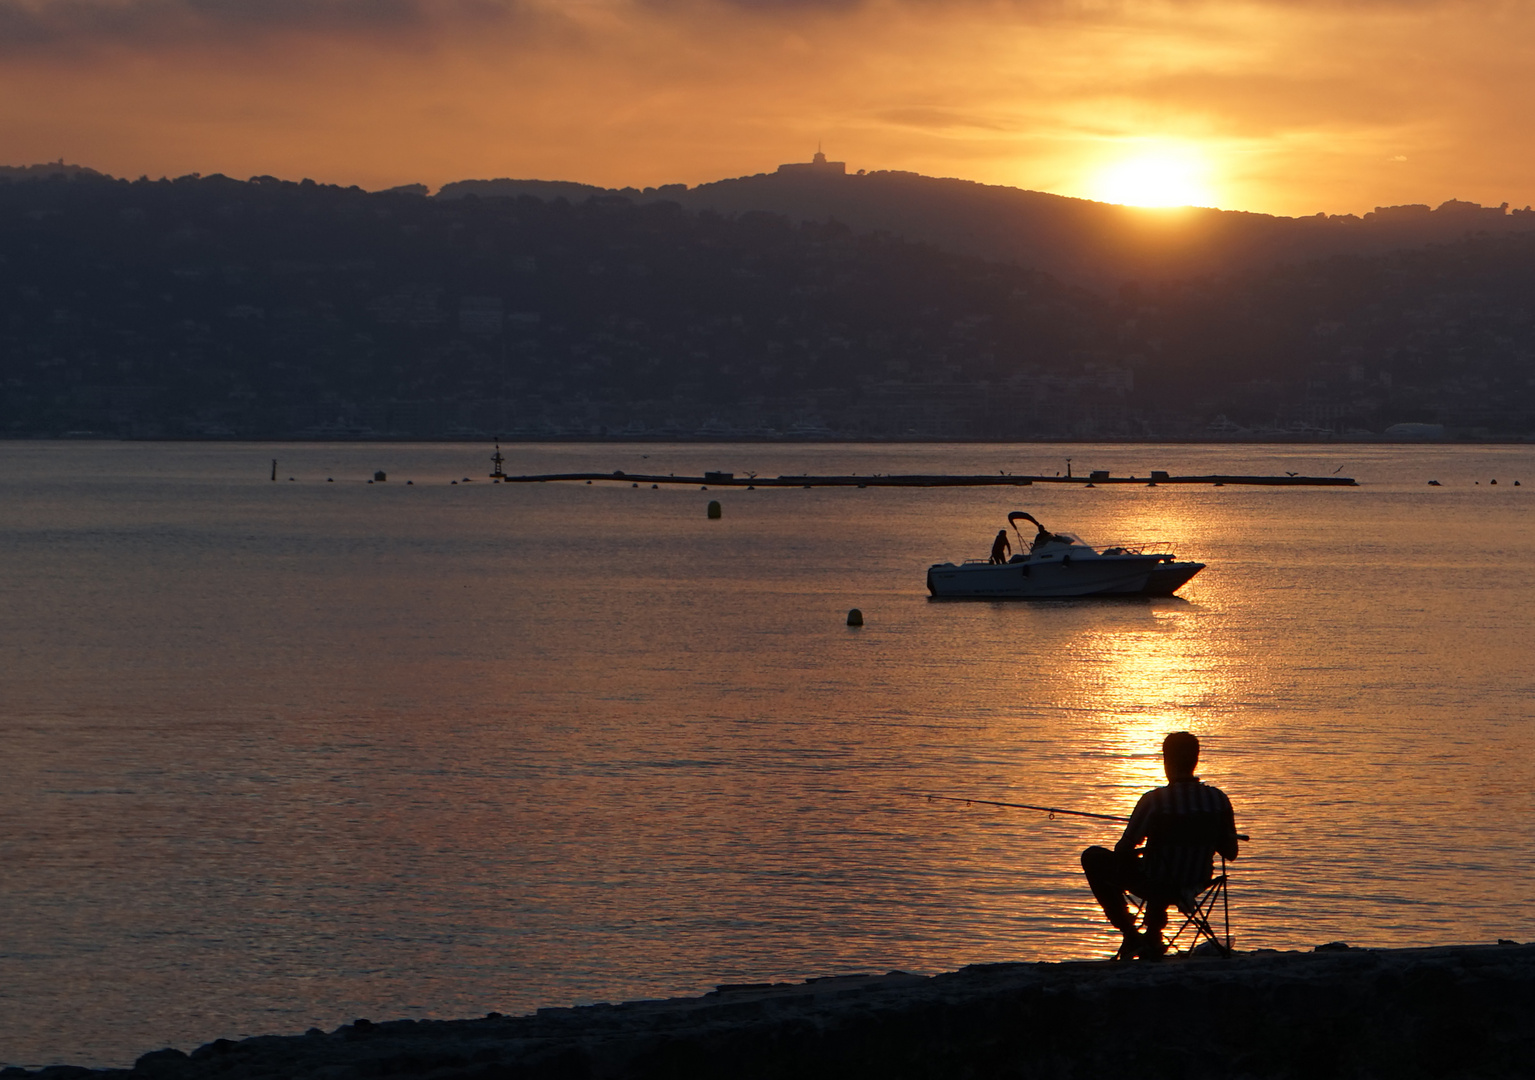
[1115,854,1234,959]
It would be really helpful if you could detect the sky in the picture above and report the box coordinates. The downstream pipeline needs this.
[2,0,1533,216]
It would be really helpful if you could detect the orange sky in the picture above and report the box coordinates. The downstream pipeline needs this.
[2,0,1533,216]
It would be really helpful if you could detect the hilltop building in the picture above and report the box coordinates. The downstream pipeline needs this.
[777,148,846,177]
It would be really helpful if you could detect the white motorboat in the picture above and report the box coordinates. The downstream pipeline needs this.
[926,511,1204,599]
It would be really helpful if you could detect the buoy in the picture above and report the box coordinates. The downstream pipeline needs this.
[1516,481,1522,486]
[747,485,755,490]
[586,480,592,485]
[632,482,638,488]
[271,460,277,481]
[707,500,722,519]
[452,481,458,485]
[406,480,413,485]
[327,478,334,483]
[1428,480,1441,486]
[374,470,386,482]
[288,477,295,482]
[1491,479,1498,485]
[652,484,658,489]
[847,608,864,627]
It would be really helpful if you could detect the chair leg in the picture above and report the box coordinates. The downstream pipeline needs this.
[1167,876,1229,957]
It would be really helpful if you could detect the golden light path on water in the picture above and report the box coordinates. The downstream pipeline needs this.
[1,441,1533,1069]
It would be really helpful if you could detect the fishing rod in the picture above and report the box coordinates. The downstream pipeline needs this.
[910,793,1251,841]
[907,792,1130,823]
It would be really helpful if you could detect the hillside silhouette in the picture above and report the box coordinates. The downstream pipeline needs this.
[440,164,1535,287]
[2,166,1533,440]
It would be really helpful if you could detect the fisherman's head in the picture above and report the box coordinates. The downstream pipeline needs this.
[1162,731,1200,781]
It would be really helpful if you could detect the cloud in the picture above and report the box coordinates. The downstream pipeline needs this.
[0,0,524,53]
[0,0,1488,56]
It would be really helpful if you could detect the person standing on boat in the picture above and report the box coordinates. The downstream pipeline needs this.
[1080,732,1240,959]
[989,530,1012,564]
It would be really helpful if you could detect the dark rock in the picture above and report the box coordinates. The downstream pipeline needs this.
[131,1048,188,1075]
[187,1040,235,1062]
[29,945,1535,1080]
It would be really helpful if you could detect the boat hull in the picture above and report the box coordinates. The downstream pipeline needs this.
[926,556,1204,599]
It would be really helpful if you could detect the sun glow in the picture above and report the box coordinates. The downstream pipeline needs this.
[1090,150,1217,208]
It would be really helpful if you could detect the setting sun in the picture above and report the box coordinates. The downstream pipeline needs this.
[1090,151,1217,209]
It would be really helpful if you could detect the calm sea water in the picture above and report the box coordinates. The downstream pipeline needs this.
[2,440,1533,1069]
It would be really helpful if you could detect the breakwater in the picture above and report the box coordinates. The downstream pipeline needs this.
[499,471,1359,487]
[23,943,1533,1079]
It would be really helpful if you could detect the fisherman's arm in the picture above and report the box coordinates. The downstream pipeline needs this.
[1218,796,1240,860]
[1115,793,1152,857]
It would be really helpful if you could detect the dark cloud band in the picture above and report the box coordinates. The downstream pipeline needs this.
[0,0,521,53]
[0,0,1489,56]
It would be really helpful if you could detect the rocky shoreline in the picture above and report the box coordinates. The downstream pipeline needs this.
[9,943,1534,1080]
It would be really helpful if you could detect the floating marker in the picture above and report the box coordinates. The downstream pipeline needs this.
[374,470,387,482]
[707,500,722,519]
[847,608,864,627]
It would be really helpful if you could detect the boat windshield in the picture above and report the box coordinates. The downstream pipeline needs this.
[1029,530,1087,552]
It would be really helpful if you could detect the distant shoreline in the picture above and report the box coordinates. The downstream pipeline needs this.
[15,942,1533,1079]
[9,435,1535,446]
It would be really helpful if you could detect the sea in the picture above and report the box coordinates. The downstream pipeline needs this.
[2,440,1533,1069]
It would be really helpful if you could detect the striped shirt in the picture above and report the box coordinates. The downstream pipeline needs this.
[1116,778,1238,895]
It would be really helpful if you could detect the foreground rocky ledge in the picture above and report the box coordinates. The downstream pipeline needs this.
[12,943,1534,1080]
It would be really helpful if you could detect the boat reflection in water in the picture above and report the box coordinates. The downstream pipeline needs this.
[926,511,1205,598]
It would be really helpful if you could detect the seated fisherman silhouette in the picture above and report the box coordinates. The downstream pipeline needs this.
[1081,732,1239,959]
